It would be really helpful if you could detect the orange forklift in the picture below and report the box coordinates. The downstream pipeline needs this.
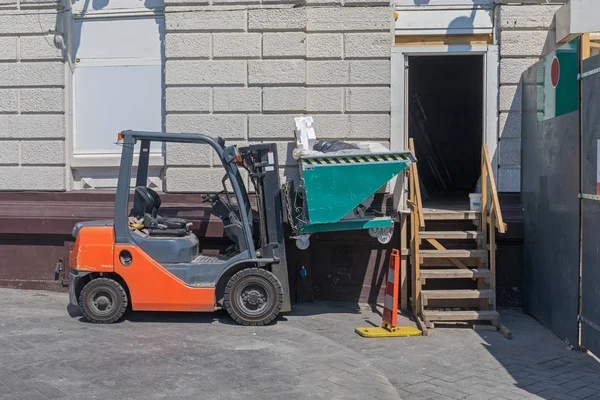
[67,131,290,325]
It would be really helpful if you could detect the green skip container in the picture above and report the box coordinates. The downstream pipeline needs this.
[296,151,416,235]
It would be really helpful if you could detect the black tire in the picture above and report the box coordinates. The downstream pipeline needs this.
[79,278,128,324]
[224,268,283,326]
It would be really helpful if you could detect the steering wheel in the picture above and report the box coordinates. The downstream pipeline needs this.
[201,190,227,204]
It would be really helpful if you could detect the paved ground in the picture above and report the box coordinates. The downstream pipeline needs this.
[0,289,599,400]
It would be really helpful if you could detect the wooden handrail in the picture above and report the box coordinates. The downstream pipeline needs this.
[481,144,506,234]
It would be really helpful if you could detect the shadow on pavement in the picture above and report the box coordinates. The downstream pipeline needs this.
[473,309,600,399]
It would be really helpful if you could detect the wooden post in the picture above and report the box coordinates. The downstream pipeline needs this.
[414,214,421,316]
[481,146,488,251]
[410,209,416,315]
[582,33,592,61]
[490,204,497,316]
[479,146,489,311]
[407,138,423,316]
[400,212,408,311]
[409,139,425,229]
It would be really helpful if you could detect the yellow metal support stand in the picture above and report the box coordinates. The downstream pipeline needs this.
[355,323,421,338]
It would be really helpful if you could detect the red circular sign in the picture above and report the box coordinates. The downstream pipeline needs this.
[551,57,560,88]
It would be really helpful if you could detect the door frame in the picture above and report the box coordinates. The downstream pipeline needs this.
[391,44,499,185]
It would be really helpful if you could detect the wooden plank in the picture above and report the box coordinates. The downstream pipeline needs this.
[422,211,478,221]
[395,34,493,47]
[421,258,482,267]
[422,310,499,322]
[425,238,469,271]
[422,289,494,299]
[419,249,488,259]
[420,269,491,280]
[420,231,483,240]
[499,323,513,339]
[400,213,408,311]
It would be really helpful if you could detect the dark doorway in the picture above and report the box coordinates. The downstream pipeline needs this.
[408,55,484,205]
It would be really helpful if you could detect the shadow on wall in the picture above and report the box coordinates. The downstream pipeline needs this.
[497,10,560,191]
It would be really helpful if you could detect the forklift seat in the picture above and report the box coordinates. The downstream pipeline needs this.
[132,186,192,233]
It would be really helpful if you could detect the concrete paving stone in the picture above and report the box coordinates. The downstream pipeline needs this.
[520,381,553,394]
[560,377,599,390]
[588,384,600,392]
[547,394,580,400]
[551,370,591,386]
[404,381,449,394]
[0,384,11,397]
[537,358,571,370]
[0,389,47,400]
[529,383,572,396]
[464,393,499,400]
[502,375,540,388]
[8,368,37,381]
[404,390,440,400]
[0,369,29,392]
[568,386,600,399]
[28,381,67,399]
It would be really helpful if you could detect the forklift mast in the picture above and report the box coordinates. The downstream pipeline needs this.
[236,143,291,312]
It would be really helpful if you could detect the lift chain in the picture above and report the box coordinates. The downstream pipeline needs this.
[283,181,298,232]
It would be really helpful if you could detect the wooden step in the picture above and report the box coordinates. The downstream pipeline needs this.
[421,258,481,267]
[420,269,491,280]
[420,249,488,259]
[422,289,494,300]
[422,310,499,323]
[420,231,483,240]
[423,210,479,221]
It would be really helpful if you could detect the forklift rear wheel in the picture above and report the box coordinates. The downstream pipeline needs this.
[224,268,283,326]
[79,278,128,324]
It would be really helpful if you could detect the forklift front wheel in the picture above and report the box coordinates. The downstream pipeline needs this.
[224,268,283,326]
[79,278,129,324]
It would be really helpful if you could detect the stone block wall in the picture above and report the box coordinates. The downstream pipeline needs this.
[497,1,564,192]
[0,1,65,190]
[163,1,394,192]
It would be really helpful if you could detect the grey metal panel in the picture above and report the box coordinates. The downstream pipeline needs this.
[521,64,581,346]
[581,199,600,355]
[581,54,600,355]
[582,55,600,196]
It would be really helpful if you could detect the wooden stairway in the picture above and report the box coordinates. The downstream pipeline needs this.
[404,140,507,332]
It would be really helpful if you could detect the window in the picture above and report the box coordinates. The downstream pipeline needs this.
[71,15,164,189]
